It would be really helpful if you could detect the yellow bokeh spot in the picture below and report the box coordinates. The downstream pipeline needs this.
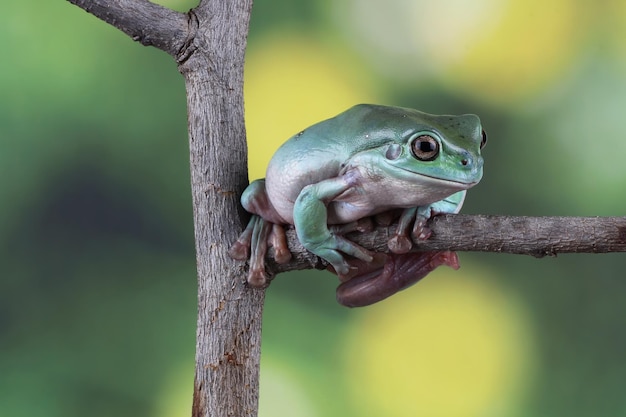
[441,0,583,103]
[343,265,534,417]
[259,358,318,417]
[244,33,380,180]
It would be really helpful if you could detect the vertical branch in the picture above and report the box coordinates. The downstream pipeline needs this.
[66,0,261,416]
[180,2,261,417]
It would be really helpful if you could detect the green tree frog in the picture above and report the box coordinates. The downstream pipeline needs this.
[230,104,486,307]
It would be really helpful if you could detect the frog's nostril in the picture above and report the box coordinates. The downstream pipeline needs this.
[385,144,402,160]
[461,159,469,166]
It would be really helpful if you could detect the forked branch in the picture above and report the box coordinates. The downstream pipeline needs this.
[67,0,190,58]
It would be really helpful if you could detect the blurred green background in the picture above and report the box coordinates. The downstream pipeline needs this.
[2,1,626,416]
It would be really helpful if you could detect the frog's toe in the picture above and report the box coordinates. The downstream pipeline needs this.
[387,234,412,254]
[229,220,254,260]
[411,216,432,241]
[247,268,269,287]
[228,240,250,261]
[269,224,292,264]
[273,247,291,264]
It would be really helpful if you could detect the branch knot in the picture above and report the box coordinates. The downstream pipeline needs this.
[177,9,200,65]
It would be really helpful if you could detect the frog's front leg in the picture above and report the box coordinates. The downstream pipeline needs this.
[293,173,373,276]
[388,190,467,253]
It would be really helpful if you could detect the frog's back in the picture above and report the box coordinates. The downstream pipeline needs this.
[264,115,352,223]
[263,104,442,223]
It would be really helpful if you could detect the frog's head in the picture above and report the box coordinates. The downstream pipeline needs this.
[345,105,486,190]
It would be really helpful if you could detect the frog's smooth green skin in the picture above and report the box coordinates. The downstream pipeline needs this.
[229,104,486,306]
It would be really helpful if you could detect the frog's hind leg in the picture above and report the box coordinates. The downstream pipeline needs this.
[335,251,460,307]
[230,215,291,287]
[230,179,292,287]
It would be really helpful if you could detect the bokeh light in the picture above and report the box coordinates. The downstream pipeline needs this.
[3,1,626,416]
[244,33,380,179]
[343,266,535,417]
[335,0,585,104]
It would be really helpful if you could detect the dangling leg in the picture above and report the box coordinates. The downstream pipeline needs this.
[335,251,460,307]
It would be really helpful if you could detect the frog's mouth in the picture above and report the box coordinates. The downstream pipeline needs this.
[395,167,479,189]
[328,251,460,307]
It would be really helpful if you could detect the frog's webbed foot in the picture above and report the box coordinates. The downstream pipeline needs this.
[333,251,460,307]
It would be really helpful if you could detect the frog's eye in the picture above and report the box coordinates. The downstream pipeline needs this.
[411,135,439,161]
[480,129,488,149]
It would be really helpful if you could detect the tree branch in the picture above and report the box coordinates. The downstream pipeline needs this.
[67,0,191,58]
[268,215,626,274]
[67,1,260,417]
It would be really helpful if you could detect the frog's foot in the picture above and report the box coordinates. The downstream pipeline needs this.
[229,215,291,288]
[333,251,459,307]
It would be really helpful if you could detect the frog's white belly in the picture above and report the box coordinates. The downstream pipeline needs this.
[326,174,466,224]
[267,167,468,225]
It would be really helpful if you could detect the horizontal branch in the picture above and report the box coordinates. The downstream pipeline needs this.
[268,215,626,274]
[67,0,191,58]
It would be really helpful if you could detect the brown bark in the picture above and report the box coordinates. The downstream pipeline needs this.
[67,1,260,416]
[269,215,626,275]
[179,3,261,417]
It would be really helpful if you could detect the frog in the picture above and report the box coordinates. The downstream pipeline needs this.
[229,104,486,307]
